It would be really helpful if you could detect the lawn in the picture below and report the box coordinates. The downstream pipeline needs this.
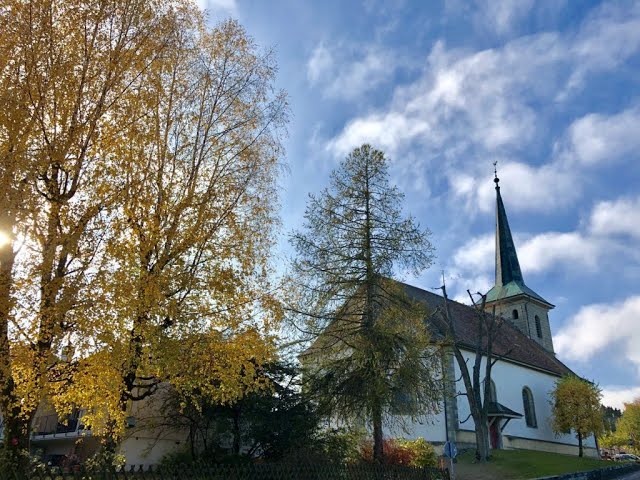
[454,449,616,480]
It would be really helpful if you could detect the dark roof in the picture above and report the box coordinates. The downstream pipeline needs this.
[495,183,524,287]
[490,181,552,306]
[402,283,573,378]
[487,402,522,418]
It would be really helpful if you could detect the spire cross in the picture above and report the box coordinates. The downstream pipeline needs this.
[493,161,500,189]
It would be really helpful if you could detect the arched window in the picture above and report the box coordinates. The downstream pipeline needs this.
[522,387,537,428]
[535,315,543,338]
[512,309,519,320]
[489,380,497,403]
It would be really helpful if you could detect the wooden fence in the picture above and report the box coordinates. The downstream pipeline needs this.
[1,462,450,480]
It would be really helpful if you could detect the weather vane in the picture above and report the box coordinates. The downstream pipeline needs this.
[493,161,500,187]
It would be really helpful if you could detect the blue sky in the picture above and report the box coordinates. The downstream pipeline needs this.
[199,0,640,410]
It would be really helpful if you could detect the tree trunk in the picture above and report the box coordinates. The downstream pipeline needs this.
[475,417,491,462]
[372,396,384,463]
[578,432,583,457]
[0,238,29,473]
[1,390,30,473]
[232,408,241,456]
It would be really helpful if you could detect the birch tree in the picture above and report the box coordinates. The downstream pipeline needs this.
[0,0,286,470]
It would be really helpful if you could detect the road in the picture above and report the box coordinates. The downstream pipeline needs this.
[615,468,640,480]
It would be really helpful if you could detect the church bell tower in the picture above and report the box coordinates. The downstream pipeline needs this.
[484,168,555,353]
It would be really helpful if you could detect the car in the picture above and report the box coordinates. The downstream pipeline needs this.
[613,453,640,463]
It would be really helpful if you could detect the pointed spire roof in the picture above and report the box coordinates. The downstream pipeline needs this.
[485,168,553,307]
[494,175,523,286]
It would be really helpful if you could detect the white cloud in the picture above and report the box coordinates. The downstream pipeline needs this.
[474,0,535,35]
[196,0,237,15]
[518,232,603,274]
[555,296,640,376]
[601,386,640,410]
[451,229,604,283]
[556,107,640,167]
[450,161,579,214]
[307,44,333,84]
[306,43,399,101]
[590,196,640,239]
[326,4,640,210]
[452,234,494,273]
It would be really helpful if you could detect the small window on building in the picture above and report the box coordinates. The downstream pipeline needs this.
[535,315,543,338]
[489,380,497,403]
[522,387,537,428]
[512,309,519,320]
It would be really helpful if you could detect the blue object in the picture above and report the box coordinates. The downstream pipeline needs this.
[443,441,458,458]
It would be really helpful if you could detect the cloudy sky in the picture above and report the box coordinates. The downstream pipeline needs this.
[199,0,640,410]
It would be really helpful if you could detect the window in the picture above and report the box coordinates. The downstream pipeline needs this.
[522,387,537,428]
[489,380,497,403]
[512,309,519,320]
[535,315,543,338]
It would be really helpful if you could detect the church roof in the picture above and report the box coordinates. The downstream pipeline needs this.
[495,181,524,287]
[401,283,573,377]
[488,175,552,307]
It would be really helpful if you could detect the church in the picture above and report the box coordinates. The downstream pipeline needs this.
[391,173,599,457]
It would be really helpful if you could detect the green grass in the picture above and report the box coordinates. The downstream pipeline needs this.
[455,449,616,480]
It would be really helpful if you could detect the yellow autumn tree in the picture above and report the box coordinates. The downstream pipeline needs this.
[615,398,640,454]
[550,375,604,457]
[0,0,286,470]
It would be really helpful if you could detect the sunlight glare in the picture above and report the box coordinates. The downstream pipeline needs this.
[0,231,9,248]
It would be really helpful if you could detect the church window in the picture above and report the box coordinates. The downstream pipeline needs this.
[535,315,543,338]
[522,387,537,428]
[512,309,519,319]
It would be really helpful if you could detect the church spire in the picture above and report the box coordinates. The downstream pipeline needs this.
[494,165,524,287]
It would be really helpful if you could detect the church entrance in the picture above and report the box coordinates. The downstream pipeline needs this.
[490,420,500,449]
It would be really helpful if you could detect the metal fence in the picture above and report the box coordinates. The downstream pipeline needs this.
[1,463,450,480]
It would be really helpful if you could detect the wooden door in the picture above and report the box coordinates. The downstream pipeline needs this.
[490,421,499,449]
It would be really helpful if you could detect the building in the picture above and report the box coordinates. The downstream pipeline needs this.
[304,172,598,458]
[0,388,187,468]
[397,173,598,457]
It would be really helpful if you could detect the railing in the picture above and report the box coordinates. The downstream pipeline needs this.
[31,413,82,437]
[1,462,451,480]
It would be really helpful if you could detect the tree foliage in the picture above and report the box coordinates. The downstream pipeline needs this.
[612,398,640,454]
[290,144,439,462]
[158,362,321,462]
[598,398,640,453]
[550,375,603,457]
[0,0,286,470]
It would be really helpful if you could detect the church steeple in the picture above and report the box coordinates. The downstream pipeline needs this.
[494,171,524,287]
[485,165,555,353]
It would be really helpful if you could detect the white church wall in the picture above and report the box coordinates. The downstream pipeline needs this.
[453,350,597,450]
[383,403,448,443]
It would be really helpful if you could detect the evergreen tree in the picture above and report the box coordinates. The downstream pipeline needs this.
[290,144,439,463]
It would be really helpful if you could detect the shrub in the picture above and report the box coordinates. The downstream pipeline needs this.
[397,438,438,467]
[360,437,437,467]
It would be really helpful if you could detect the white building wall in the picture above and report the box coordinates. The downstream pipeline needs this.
[453,350,597,449]
[384,403,448,443]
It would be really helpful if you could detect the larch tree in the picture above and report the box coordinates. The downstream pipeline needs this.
[290,144,440,463]
[0,0,286,470]
[550,375,603,457]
